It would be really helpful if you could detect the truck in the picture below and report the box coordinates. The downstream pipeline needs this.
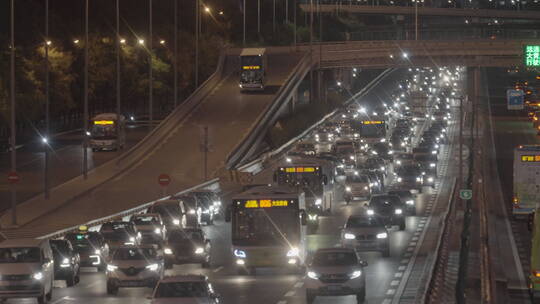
[513,145,540,216]
[409,91,429,120]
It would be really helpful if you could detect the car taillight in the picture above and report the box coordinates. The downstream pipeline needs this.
[533,270,540,278]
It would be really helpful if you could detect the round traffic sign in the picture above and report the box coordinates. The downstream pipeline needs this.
[7,171,19,184]
[158,174,171,187]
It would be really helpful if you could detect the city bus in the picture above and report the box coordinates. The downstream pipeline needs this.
[513,145,540,216]
[226,185,307,275]
[88,113,126,151]
[239,48,267,91]
[352,119,389,145]
[273,157,335,233]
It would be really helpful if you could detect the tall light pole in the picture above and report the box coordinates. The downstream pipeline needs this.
[44,0,50,199]
[174,0,178,108]
[10,0,17,225]
[116,0,122,145]
[195,0,199,87]
[286,0,289,24]
[415,0,418,40]
[83,0,89,179]
[294,0,297,48]
[243,0,246,46]
[273,0,276,32]
[258,0,261,34]
[149,0,154,129]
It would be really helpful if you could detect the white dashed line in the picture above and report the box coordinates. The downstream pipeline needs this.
[395,272,403,278]
[400,259,409,264]
[277,301,287,304]
[412,236,419,241]
[398,266,406,271]
[387,289,396,295]
[390,280,400,286]
[213,266,224,273]
[294,282,303,289]
[382,299,392,304]
[284,290,295,297]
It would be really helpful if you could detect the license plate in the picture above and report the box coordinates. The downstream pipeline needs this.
[327,285,342,291]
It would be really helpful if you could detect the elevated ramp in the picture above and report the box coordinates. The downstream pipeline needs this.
[0,49,308,238]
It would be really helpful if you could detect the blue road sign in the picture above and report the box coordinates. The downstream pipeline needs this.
[507,89,525,110]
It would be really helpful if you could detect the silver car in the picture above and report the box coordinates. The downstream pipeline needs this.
[305,248,368,304]
[106,245,164,294]
[341,214,390,257]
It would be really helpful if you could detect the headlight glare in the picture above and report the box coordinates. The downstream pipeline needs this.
[145,263,159,271]
[307,271,319,279]
[164,248,173,255]
[349,270,362,279]
[195,247,204,254]
[376,232,388,239]
[107,264,118,272]
[395,209,403,215]
[344,233,356,240]
[33,272,43,281]
[286,247,299,257]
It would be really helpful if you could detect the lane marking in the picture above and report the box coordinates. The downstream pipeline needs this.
[382,299,392,304]
[398,266,406,271]
[395,272,403,278]
[284,290,295,297]
[390,280,400,286]
[213,266,224,273]
[294,282,303,288]
[400,259,409,264]
[51,297,68,304]
[277,301,287,304]
[387,289,396,295]
[84,281,101,289]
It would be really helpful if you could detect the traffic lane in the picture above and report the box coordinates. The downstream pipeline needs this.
[20,53,304,234]
[0,126,148,211]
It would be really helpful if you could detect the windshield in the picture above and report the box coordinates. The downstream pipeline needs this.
[169,230,204,242]
[113,248,157,260]
[233,208,299,246]
[347,175,369,183]
[371,196,401,206]
[66,233,101,251]
[132,216,159,225]
[50,241,70,255]
[152,205,180,219]
[359,123,386,138]
[90,123,116,140]
[0,247,41,263]
[154,282,209,298]
[346,216,383,228]
[312,251,358,266]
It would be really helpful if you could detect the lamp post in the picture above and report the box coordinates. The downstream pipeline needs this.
[10,0,17,225]
[116,0,122,149]
[149,0,153,129]
[83,0,89,179]
[174,0,178,108]
[44,0,50,199]
[195,0,200,86]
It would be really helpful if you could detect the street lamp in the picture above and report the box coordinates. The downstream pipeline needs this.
[120,38,126,44]
[73,39,80,44]
[160,39,166,45]
[204,6,210,13]
[138,39,145,45]
[46,40,52,46]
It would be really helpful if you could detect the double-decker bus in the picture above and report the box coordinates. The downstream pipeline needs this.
[226,185,307,275]
[239,48,267,91]
[88,113,126,151]
[352,119,389,145]
[513,145,540,216]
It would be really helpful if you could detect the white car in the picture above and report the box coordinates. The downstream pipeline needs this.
[150,275,220,304]
[106,245,164,294]
[305,248,368,304]
[0,239,55,303]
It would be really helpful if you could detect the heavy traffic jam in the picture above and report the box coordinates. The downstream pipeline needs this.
[0,67,461,304]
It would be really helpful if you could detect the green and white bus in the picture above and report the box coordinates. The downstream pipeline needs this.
[226,185,307,275]
[513,145,540,216]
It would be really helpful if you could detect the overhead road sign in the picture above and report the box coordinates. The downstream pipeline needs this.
[507,89,525,110]
[525,45,540,67]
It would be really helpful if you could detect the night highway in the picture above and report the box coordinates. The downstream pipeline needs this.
[1,0,540,304]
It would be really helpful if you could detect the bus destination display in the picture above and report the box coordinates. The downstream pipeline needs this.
[280,166,319,173]
[237,199,295,208]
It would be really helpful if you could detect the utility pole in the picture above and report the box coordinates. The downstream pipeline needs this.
[83,0,89,179]
[257,0,261,34]
[415,0,418,40]
[116,0,122,148]
[149,0,153,129]
[294,0,297,48]
[174,0,178,108]
[10,0,17,225]
[44,0,50,199]
[243,0,246,46]
[195,0,200,86]
[309,0,314,103]
[273,0,276,33]
[459,95,463,188]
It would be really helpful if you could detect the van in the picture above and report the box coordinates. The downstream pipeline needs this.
[0,238,55,303]
[148,199,184,229]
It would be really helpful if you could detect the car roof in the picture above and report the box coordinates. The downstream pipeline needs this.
[159,275,207,283]
[0,238,44,248]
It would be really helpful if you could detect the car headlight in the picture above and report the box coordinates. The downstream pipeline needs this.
[195,247,205,254]
[107,264,118,272]
[164,248,173,255]
[349,270,362,279]
[307,271,320,279]
[32,272,44,281]
[434,144,439,149]
[129,236,136,242]
[395,209,403,215]
[401,142,406,147]
[202,209,210,214]
[376,232,388,239]
[188,209,196,214]
[346,187,352,192]
[315,198,322,205]
[380,166,385,171]
[380,138,386,143]
[430,163,436,168]
[308,214,318,221]
[396,160,401,165]
[344,233,356,240]
[154,228,161,234]
[95,249,101,255]
[432,150,437,154]
[416,177,422,182]
[145,263,159,271]
[354,133,359,137]
[364,186,368,190]
[388,150,394,155]
[428,177,434,182]
[350,155,355,160]
[406,200,414,205]
[367,209,374,215]
[397,177,403,182]
[173,219,180,225]
[234,249,247,258]
[286,247,299,257]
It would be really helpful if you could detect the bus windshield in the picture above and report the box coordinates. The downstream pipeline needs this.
[90,123,116,140]
[233,208,299,246]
